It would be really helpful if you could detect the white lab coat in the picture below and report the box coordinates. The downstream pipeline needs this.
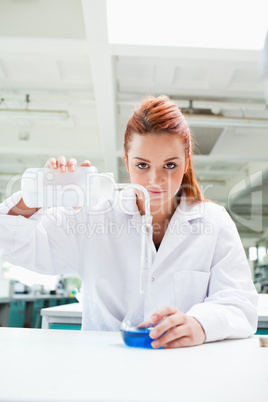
[0,190,258,342]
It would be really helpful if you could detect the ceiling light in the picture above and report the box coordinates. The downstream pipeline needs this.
[107,0,268,50]
[0,109,69,121]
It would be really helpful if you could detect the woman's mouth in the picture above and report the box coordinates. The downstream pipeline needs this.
[148,190,166,195]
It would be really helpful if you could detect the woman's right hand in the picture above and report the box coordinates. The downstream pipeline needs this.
[8,156,92,218]
[44,156,91,171]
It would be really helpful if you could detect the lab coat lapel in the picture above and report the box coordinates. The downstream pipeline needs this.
[118,188,144,234]
[151,211,190,269]
[130,213,142,231]
[117,188,204,269]
[118,188,146,237]
[152,198,204,270]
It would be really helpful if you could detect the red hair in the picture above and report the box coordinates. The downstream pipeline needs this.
[124,95,205,203]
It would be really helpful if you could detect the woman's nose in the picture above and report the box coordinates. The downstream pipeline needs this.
[148,169,163,185]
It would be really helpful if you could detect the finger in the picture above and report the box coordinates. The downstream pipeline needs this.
[66,158,77,172]
[44,157,57,169]
[136,320,154,329]
[150,311,185,340]
[162,336,192,349]
[80,160,91,167]
[151,305,181,325]
[57,156,67,172]
[151,324,188,348]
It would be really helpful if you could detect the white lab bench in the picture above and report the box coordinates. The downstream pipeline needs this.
[41,302,82,329]
[41,294,268,331]
[257,294,268,329]
[0,327,267,402]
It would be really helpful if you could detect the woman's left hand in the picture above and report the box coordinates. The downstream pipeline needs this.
[149,305,206,349]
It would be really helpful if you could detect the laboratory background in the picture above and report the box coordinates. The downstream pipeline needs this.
[0,0,268,327]
[0,0,268,333]
[1,1,268,401]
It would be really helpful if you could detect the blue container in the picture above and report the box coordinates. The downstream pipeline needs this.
[121,328,155,349]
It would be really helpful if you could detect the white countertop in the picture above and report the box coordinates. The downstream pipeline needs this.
[257,294,268,321]
[0,327,267,402]
[41,301,82,317]
[41,293,268,322]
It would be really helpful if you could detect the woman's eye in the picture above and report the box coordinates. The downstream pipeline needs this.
[164,163,177,169]
[137,163,149,169]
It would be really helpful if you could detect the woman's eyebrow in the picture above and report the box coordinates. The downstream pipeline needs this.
[132,157,180,162]
[164,157,180,162]
[132,157,150,162]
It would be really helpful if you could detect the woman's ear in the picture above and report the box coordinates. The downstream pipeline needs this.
[123,153,129,173]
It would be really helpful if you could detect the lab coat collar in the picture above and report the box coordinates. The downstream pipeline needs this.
[176,193,206,222]
[116,187,139,216]
[116,187,205,221]
[152,196,205,270]
[115,187,142,233]
[117,188,206,270]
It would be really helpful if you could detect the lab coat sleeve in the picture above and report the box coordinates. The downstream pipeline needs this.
[186,209,258,343]
[0,191,85,276]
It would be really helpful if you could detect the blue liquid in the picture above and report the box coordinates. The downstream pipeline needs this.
[121,328,154,349]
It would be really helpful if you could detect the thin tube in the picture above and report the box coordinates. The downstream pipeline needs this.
[117,183,151,216]
[116,183,153,295]
[140,215,153,295]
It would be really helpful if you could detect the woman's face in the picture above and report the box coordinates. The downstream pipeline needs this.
[124,133,189,213]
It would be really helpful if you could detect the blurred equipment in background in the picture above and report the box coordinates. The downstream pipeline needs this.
[13,281,30,295]
[254,264,268,293]
[262,30,268,104]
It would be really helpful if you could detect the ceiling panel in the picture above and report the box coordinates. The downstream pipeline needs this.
[173,65,210,87]
[229,67,263,88]
[190,126,223,155]
[116,54,265,100]
[0,0,86,39]
[211,127,268,158]
[57,60,92,83]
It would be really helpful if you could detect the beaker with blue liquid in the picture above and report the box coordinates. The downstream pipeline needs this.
[120,212,160,349]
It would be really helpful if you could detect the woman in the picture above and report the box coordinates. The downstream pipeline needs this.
[0,95,258,348]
